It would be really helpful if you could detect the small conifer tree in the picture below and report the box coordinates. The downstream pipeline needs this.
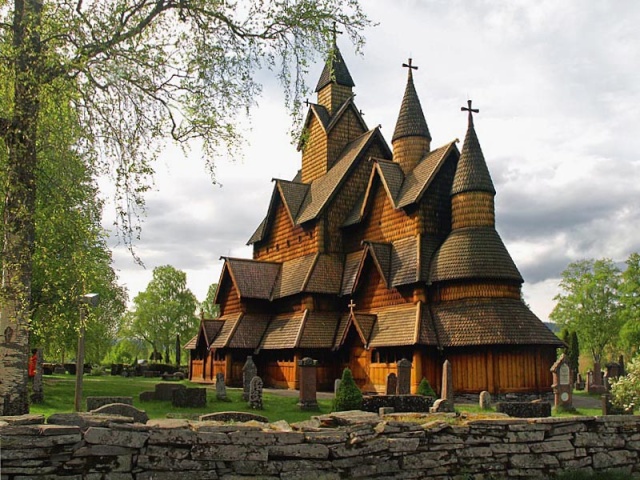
[417,377,436,397]
[333,368,363,412]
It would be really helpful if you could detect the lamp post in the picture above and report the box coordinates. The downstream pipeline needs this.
[74,293,99,412]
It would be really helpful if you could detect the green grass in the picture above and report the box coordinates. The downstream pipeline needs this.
[30,375,332,423]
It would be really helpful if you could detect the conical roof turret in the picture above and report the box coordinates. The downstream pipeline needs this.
[392,61,431,143]
[451,100,495,196]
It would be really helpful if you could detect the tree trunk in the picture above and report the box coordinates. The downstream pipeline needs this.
[0,0,42,416]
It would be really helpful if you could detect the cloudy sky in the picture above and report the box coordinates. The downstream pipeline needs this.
[106,0,640,322]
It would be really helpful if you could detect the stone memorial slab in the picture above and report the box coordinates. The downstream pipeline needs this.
[396,359,411,395]
[298,357,319,411]
[216,372,228,400]
[479,391,492,410]
[442,359,453,403]
[242,356,257,401]
[249,376,263,410]
[386,372,398,395]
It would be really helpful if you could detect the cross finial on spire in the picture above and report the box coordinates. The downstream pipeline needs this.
[402,58,418,71]
[461,99,479,125]
[331,21,343,46]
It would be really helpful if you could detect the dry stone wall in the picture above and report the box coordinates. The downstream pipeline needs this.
[2,412,640,479]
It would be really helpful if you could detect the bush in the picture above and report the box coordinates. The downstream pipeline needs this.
[417,377,436,397]
[610,355,640,413]
[333,368,363,412]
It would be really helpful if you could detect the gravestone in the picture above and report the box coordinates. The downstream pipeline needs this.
[334,379,341,395]
[216,372,227,400]
[53,365,66,375]
[172,388,207,408]
[396,358,412,395]
[86,396,133,411]
[30,349,44,404]
[90,403,149,424]
[442,359,453,403]
[551,354,573,409]
[242,356,257,401]
[479,391,492,409]
[298,357,319,411]
[386,373,398,395]
[588,363,607,394]
[249,376,263,410]
[575,373,585,391]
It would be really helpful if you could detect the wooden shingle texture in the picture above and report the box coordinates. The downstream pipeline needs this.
[315,46,355,92]
[227,314,271,349]
[225,258,280,299]
[259,311,306,350]
[299,312,341,349]
[209,313,243,349]
[392,70,431,142]
[451,119,495,195]
[368,303,419,347]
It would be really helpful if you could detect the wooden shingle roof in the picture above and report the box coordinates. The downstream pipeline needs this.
[209,313,243,349]
[431,298,563,347]
[429,226,523,283]
[223,257,280,299]
[341,252,362,296]
[451,116,495,196]
[299,312,342,349]
[272,253,317,299]
[390,236,419,287]
[227,314,271,349]
[368,303,420,347]
[259,311,307,350]
[296,128,384,224]
[315,45,355,92]
[306,254,344,294]
[184,334,198,350]
[365,242,393,288]
[277,180,310,221]
[392,69,431,143]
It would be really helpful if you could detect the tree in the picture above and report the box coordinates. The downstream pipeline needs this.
[619,253,640,356]
[332,368,362,412]
[201,283,220,319]
[130,265,198,364]
[0,0,369,414]
[550,258,622,367]
[568,330,580,375]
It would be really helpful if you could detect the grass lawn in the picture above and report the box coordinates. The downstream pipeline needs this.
[30,374,332,423]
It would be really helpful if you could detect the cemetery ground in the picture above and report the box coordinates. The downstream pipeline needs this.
[29,374,603,422]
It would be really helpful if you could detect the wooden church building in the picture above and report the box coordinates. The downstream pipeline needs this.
[186,45,562,396]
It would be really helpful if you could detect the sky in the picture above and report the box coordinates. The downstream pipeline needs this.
[106,0,640,322]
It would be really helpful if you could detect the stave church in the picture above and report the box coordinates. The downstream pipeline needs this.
[186,42,562,396]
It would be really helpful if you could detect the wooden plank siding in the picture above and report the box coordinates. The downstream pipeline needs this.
[253,197,318,263]
[326,108,367,172]
[301,115,329,183]
[218,280,242,316]
[451,191,495,229]
[354,261,409,311]
[433,282,521,302]
[318,84,352,117]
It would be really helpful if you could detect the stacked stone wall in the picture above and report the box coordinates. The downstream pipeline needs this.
[2,413,640,479]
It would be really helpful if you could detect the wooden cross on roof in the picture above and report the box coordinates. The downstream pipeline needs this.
[402,58,418,71]
[348,299,356,315]
[331,21,343,46]
[462,99,479,125]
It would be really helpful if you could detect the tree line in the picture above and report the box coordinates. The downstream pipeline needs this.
[551,253,640,369]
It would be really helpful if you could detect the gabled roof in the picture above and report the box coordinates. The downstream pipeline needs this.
[299,311,342,349]
[431,298,563,347]
[296,128,388,224]
[272,253,318,299]
[184,318,224,350]
[451,112,495,196]
[296,97,368,151]
[315,45,355,92]
[220,257,281,300]
[305,254,344,294]
[360,241,392,288]
[227,314,271,349]
[209,313,243,349]
[368,303,421,347]
[184,334,198,350]
[333,311,376,350]
[341,251,363,296]
[277,180,310,222]
[396,141,459,208]
[429,226,523,283]
[259,311,308,350]
[392,69,431,143]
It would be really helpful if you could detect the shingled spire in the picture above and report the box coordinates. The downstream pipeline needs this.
[451,100,495,196]
[315,24,354,116]
[392,59,431,174]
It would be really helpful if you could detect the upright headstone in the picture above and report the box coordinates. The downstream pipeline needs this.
[442,359,454,403]
[249,376,263,410]
[588,363,607,394]
[551,354,573,410]
[334,378,342,395]
[479,391,492,410]
[242,356,257,401]
[31,349,44,404]
[215,372,227,400]
[298,357,319,410]
[396,358,412,395]
[385,372,398,395]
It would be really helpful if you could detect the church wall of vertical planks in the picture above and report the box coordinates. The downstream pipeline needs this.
[186,41,563,397]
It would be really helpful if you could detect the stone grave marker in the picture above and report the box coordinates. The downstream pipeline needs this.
[334,378,341,395]
[479,391,492,409]
[249,376,263,410]
[298,357,319,411]
[215,372,227,400]
[242,356,257,401]
[386,372,398,395]
[396,358,411,395]
[431,359,454,413]
[551,354,574,410]
[90,403,149,424]
[172,388,207,408]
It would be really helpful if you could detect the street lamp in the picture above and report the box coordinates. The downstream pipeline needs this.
[74,293,99,412]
